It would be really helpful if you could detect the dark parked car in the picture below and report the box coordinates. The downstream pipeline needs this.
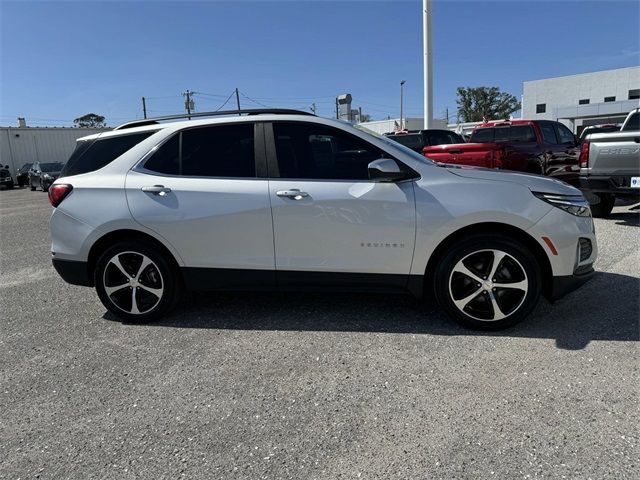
[16,163,32,187]
[1,164,14,189]
[29,162,64,192]
[384,129,465,153]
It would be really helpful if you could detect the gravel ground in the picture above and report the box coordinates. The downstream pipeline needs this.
[1,187,638,479]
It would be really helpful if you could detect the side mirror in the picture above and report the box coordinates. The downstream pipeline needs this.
[368,158,411,182]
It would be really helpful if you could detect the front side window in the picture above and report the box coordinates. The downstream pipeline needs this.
[144,124,255,178]
[555,123,575,144]
[272,122,384,180]
[539,122,558,144]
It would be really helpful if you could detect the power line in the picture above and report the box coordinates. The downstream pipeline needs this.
[239,91,271,108]
[214,90,236,111]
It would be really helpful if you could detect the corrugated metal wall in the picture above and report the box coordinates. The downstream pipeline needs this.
[0,128,110,176]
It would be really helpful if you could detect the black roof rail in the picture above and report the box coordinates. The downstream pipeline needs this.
[113,108,314,130]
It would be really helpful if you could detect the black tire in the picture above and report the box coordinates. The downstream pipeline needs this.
[30,184,36,191]
[42,183,49,192]
[433,234,542,330]
[94,240,182,323]
[6,181,14,189]
[589,194,615,218]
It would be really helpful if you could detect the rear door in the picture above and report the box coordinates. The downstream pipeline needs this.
[126,122,276,288]
[265,121,416,289]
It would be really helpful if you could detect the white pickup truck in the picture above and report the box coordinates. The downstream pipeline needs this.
[579,108,640,217]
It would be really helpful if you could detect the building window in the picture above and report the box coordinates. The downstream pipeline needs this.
[578,99,590,105]
[536,103,546,114]
[604,96,616,102]
[629,89,640,100]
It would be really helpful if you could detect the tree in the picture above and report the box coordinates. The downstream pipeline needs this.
[73,113,106,128]
[456,87,520,123]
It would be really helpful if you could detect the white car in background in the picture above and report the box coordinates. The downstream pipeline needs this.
[48,109,596,330]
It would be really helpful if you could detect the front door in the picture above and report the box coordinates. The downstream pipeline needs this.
[126,123,275,289]
[265,121,416,289]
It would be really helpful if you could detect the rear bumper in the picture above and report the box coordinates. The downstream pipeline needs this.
[52,258,92,287]
[579,175,640,198]
[549,267,595,302]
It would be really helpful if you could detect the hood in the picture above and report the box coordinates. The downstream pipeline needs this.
[42,171,61,178]
[442,164,580,196]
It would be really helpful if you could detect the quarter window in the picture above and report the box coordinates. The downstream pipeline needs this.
[272,122,384,180]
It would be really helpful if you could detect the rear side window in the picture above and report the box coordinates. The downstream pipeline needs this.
[470,125,535,143]
[61,132,155,177]
[509,125,536,142]
[470,128,493,142]
[144,124,256,178]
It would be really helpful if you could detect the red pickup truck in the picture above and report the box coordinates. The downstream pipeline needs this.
[423,120,580,184]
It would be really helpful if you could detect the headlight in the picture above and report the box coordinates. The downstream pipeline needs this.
[533,192,591,217]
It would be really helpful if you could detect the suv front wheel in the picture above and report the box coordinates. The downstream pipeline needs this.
[434,235,541,330]
[94,241,182,323]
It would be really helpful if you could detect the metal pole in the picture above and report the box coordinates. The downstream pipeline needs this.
[142,97,147,119]
[336,98,339,119]
[400,80,405,130]
[183,90,192,119]
[235,88,241,115]
[423,0,433,129]
[359,106,362,123]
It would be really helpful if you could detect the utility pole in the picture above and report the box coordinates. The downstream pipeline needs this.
[335,97,339,119]
[400,80,406,130]
[235,88,241,115]
[142,97,147,119]
[359,106,362,122]
[311,103,317,115]
[445,107,449,124]
[423,0,433,128]
[182,90,194,119]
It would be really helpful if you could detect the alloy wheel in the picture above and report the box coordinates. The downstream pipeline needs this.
[448,249,528,322]
[103,251,164,315]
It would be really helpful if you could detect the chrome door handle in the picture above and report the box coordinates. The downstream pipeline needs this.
[276,189,309,200]
[141,185,171,196]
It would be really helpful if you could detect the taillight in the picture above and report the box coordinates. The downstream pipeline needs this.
[579,141,590,168]
[48,184,73,207]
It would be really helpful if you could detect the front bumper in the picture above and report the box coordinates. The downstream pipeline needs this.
[52,258,92,287]
[0,177,14,185]
[549,267,595,301]
[579,175,640,199]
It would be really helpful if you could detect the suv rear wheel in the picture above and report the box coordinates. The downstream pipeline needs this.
[434,235,541,330]
[94,241,182,322]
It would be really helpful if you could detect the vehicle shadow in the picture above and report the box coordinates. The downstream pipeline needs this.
[608,210,639,227]
[107,271,639,351]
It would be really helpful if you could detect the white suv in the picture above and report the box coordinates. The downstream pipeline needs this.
[49,109,597,329]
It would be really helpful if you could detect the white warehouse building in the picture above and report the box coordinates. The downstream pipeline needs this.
[522,66,640,135]
[0,126,109,177]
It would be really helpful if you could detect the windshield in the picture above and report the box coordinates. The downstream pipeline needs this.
[354,125,434,165]
[40,162,64,172]
[19,163,33,172]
